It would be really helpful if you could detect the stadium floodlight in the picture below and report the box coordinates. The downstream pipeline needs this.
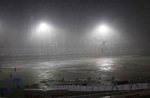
[99,25,108,32]
[37,23,49,32]
[93,24,111,40]
[36,22,52,37]
[97,25,109,35]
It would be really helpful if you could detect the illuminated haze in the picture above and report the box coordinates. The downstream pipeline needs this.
[0,0,150,55]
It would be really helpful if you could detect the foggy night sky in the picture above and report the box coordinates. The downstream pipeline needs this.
[0,0,150,49]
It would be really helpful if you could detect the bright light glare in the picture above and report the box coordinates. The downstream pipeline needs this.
[95,25,110,37]
[38,23,49,32]
[36,22,52,38]
[98,25,108,32]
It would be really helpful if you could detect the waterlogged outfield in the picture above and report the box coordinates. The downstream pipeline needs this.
[1,56,150,89]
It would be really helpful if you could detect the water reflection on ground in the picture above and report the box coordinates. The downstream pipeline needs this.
[1,56,150,88]
[96,58,114,71]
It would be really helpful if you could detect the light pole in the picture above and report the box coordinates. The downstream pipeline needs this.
[94,25,110,54]
[36,22,51,52]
